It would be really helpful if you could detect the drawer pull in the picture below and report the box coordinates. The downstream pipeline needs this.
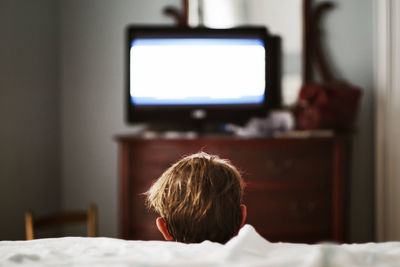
[307,201,317,213]
[288,201,319,218]
[266,159,294,175]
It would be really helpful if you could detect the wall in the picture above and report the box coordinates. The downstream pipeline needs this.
[315,0,375,242]
[0,0,374,241]
[60,0,375,241]
[0,0,60,240]
[246,0,302,105]
[60,0,178,237]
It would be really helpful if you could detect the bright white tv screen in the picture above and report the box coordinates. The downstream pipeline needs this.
[130,38,266,105]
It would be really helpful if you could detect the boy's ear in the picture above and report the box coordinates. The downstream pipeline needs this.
[240,204,247,228]
[156,217,174,241]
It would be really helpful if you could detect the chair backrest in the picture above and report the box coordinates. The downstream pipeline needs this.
[25,204,98,240]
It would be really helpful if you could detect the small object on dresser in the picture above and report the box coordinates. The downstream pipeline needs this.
[225,111,295,138]
[295,82,362,131]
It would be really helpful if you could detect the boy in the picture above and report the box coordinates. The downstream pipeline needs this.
[146,152,247,244]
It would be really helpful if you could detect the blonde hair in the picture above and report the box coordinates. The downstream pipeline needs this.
[146,152,245,243]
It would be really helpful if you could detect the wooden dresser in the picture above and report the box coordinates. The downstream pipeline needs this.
[116,136,347,243]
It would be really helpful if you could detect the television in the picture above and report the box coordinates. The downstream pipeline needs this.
[126,26,281,127]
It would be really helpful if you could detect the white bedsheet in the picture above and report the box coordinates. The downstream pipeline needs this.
[1,225,400,266]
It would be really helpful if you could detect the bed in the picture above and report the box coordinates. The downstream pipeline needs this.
[1,225,399,266]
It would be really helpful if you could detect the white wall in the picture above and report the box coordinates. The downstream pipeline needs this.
[0,0,60,240]
[315,0,375,242]
[60,0,179,237]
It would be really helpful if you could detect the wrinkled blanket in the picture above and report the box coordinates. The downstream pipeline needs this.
[1,225,399,266]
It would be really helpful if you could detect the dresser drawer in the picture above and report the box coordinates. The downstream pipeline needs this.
[128,184,162,240]
[244,186,332,241]
[226,142,333,186]
[129,139,333,185]
[128,141,202,184]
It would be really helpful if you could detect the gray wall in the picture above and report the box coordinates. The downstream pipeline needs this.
[60,0,179,237]
[0,0,60,240]
[315,0,375,242]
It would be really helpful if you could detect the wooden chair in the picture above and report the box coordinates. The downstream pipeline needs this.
[25,204,98,240]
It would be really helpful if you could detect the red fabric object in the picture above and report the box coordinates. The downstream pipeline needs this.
[296,82,362,130]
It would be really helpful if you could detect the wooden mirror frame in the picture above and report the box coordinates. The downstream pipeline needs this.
[303,0,336,84]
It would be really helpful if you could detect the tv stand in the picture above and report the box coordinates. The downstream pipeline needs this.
[116,135,347,243]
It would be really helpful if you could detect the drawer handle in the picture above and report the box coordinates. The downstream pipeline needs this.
[289,201,319,218]
[266,159,294,175]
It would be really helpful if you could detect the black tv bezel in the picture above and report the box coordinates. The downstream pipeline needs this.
[125,25,280,125]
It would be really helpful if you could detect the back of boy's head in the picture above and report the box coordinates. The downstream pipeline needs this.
[146,152,245,244]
